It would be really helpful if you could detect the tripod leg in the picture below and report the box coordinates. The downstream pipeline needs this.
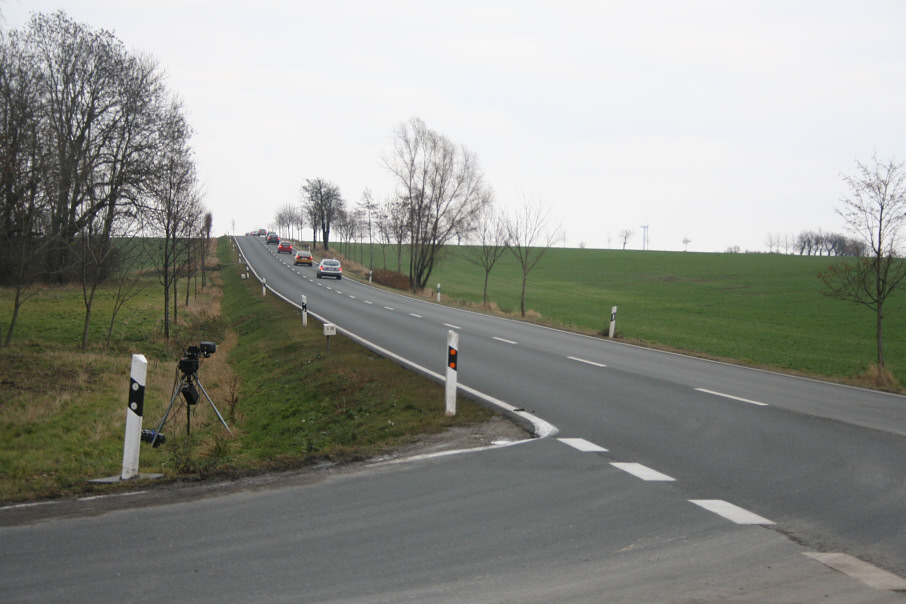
[194,378,233,434]
[152,377,183,446]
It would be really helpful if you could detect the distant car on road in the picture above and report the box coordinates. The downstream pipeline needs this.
[257,228,267,236]
[277,241,293,254]
[266,232,280,244]
[294,250,313,266]
[317,258,342,279]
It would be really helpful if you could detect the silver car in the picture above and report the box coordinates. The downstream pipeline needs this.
[317,258,342,279]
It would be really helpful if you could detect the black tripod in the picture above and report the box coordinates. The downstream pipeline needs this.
[151,363,231,446]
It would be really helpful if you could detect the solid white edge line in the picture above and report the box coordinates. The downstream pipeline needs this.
[695,388,769,407]
[804,552,906,591]
[611,462,675,481]
[689,499,774,524]
[558,438,608,452]
[567,356,607,368]
[240,262,559,441]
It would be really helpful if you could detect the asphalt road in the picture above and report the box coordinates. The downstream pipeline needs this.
[1,236,904,603]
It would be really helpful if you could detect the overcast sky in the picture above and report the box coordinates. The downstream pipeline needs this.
[3,1,904,252]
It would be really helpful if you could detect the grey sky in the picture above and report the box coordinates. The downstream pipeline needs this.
[3,0,904,251]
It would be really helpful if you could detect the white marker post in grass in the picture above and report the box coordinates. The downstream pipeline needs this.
[608,305,618,338]
[121,354,147,480]
[301,295,308,327]
[262,277,267,296]
[445,330,458,416]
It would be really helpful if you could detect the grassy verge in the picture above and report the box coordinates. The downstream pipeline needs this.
[0,238,495,503]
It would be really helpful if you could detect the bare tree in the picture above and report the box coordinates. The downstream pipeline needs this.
[618,229,633,250]
[819,156,906,377]
[383,117,492,291]
[506,196,563,317]
[145,99,198,340]
[464,205,508,305]
[302,178,344,252]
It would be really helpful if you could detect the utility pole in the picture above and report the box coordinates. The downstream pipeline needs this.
[641,225,649,251]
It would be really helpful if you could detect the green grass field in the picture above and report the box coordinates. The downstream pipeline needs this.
[341,242,905,387]
[0,239,493,502]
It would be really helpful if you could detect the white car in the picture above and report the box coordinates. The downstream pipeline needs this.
[316,259,342,279]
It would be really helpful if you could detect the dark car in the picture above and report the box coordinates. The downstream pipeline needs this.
[316,258,342,279]
[257,228,267,236]
[277,241,293,254]
[266,232,279,244]
[294,250,313,266]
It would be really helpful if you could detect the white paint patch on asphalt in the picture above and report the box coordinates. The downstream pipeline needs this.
[611,462,675,481]
[690,499,774,524]
[804,552,906,591]
[695,388,769,407]
[567,356,607,368]
[493,336,518,345]
[558,438,608,452]
[78,490,148,502]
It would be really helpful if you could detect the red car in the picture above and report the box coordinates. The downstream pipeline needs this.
[277,241,293,254]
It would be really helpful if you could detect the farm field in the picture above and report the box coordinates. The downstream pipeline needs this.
[346,243,906,388]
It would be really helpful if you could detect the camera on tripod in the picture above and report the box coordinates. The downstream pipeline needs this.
[150,339,231,446]
[178,341,216,376]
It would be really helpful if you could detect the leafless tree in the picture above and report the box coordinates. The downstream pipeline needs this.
[820,156,906,376]
[0,26,51,345]
[383,117,492,291]
[301,178,344,252]
[618,229,633,250]
[464,205,508,305]
[506,196,563,317]
[145,99,199,340]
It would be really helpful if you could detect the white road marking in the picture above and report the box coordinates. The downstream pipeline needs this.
[364,300,373,305]
[695,388,769,407]
[689,499,774,524]
[568,356,607,368]
[0,500,57,511]
[558,438,608,452]
[384,306,395,311]
[78,490,148,502]
[804,552,906,591]
[444,323,461,330]
[409,313,423,318]
[611,462,675,481]
[349,295,356,299]
[493,336,518,345]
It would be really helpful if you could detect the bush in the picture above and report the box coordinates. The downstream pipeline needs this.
[372,268,410,291]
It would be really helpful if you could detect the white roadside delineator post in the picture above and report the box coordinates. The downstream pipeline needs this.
[301,295,308,327]
[445,330,458,416]
[121,354,147,480]
[608,305,618,338]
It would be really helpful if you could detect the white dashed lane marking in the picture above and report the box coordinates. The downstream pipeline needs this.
[690,499,774,525]
[493,336,517,345]
[558,438,608,452]
[567,356,607,368]
[611,462,675,481]
[804,552,906,591]
[444,323,461,330]
[695,388,769,407]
